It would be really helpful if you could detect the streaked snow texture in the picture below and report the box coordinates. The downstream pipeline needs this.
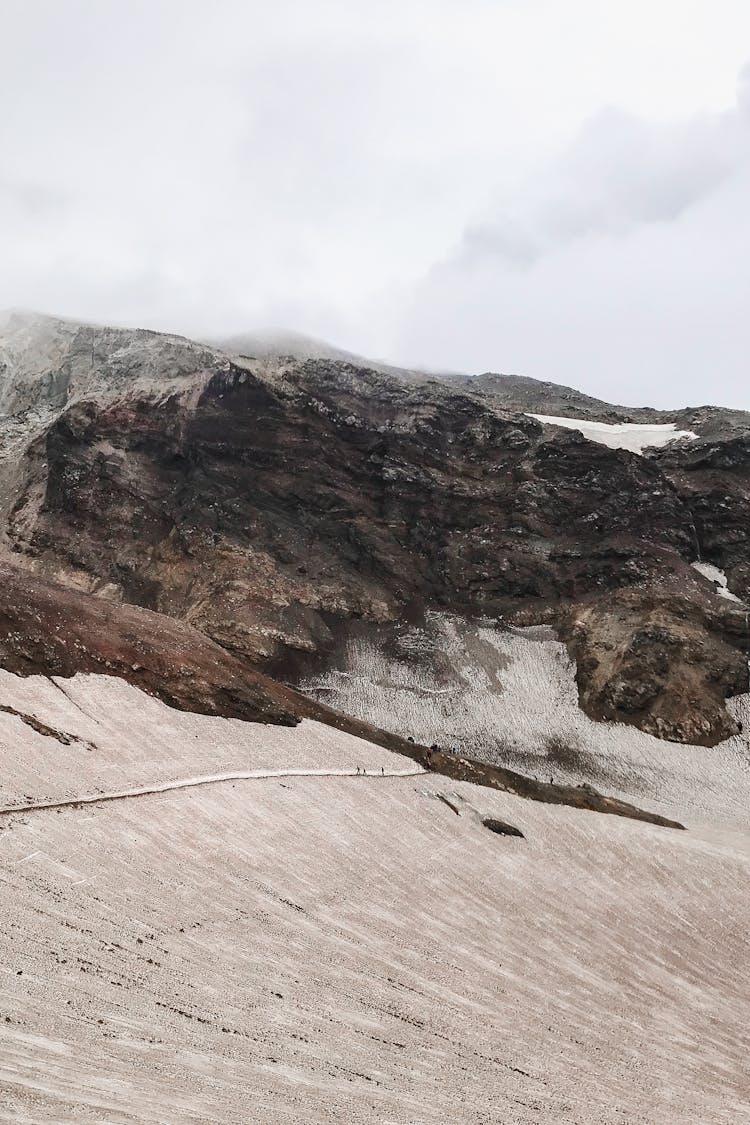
[302,614,750,828]
[0,667,748,1122]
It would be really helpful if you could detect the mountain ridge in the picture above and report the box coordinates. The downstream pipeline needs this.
[1,310,749,747]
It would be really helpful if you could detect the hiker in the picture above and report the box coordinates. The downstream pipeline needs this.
[381,766,385,776]
[356,766,360,775]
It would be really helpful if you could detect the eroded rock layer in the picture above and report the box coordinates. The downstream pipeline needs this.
[1,311,750,743]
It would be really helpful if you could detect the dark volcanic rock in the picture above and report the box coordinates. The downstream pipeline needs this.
[1,318,749,746]
[556,579,749,744]
[651,434,750,601]
[482,817,524,838]
[12,359,696,659]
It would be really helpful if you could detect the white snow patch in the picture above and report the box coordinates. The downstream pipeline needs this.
[692,561,745,604]
[527,413,698,454]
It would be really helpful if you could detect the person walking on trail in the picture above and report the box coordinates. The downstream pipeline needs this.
[356,766,360,775]
[381,766,385,776]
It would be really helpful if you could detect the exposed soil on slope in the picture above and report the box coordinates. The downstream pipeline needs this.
[0,560,302,726]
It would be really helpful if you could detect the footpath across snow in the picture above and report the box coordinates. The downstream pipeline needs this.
[0,765,425,817]
[1,667,749,1123]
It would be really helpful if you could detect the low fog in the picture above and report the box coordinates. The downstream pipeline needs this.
[1,0,749,407]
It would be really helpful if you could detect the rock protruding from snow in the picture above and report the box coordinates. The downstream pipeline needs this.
[483,816,524,838]
[527,413,698,454]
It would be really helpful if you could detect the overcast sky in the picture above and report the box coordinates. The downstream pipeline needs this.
[1,0,749,407]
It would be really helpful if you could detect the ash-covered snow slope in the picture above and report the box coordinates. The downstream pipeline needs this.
[1,670,749,1123]
[527,413,698,453]
[302,614,750,829]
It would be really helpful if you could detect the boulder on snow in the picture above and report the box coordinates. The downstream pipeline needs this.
[482,817,524,839]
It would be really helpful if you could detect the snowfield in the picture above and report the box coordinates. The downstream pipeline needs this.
[302,615,750,828]
[0,671,413,811]
[1,667,749,1123]
[526,413,698,454]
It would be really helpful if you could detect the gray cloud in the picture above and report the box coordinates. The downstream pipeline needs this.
[453,99,749,270]
[1,1,750,406]
[396,68,750,407]
[0,176,68,218]
[739,62,750,116]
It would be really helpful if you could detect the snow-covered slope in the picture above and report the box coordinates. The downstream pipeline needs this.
[301,614,750,829]
[1,670,749,1123]
[527,413,698,454]
[0,671,414,809]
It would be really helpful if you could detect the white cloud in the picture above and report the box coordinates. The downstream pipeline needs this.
[394,72,750,407]
[0,1,749,405]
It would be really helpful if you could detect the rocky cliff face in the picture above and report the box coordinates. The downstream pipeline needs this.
[653,434,750,592]
[1,311,749,746]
